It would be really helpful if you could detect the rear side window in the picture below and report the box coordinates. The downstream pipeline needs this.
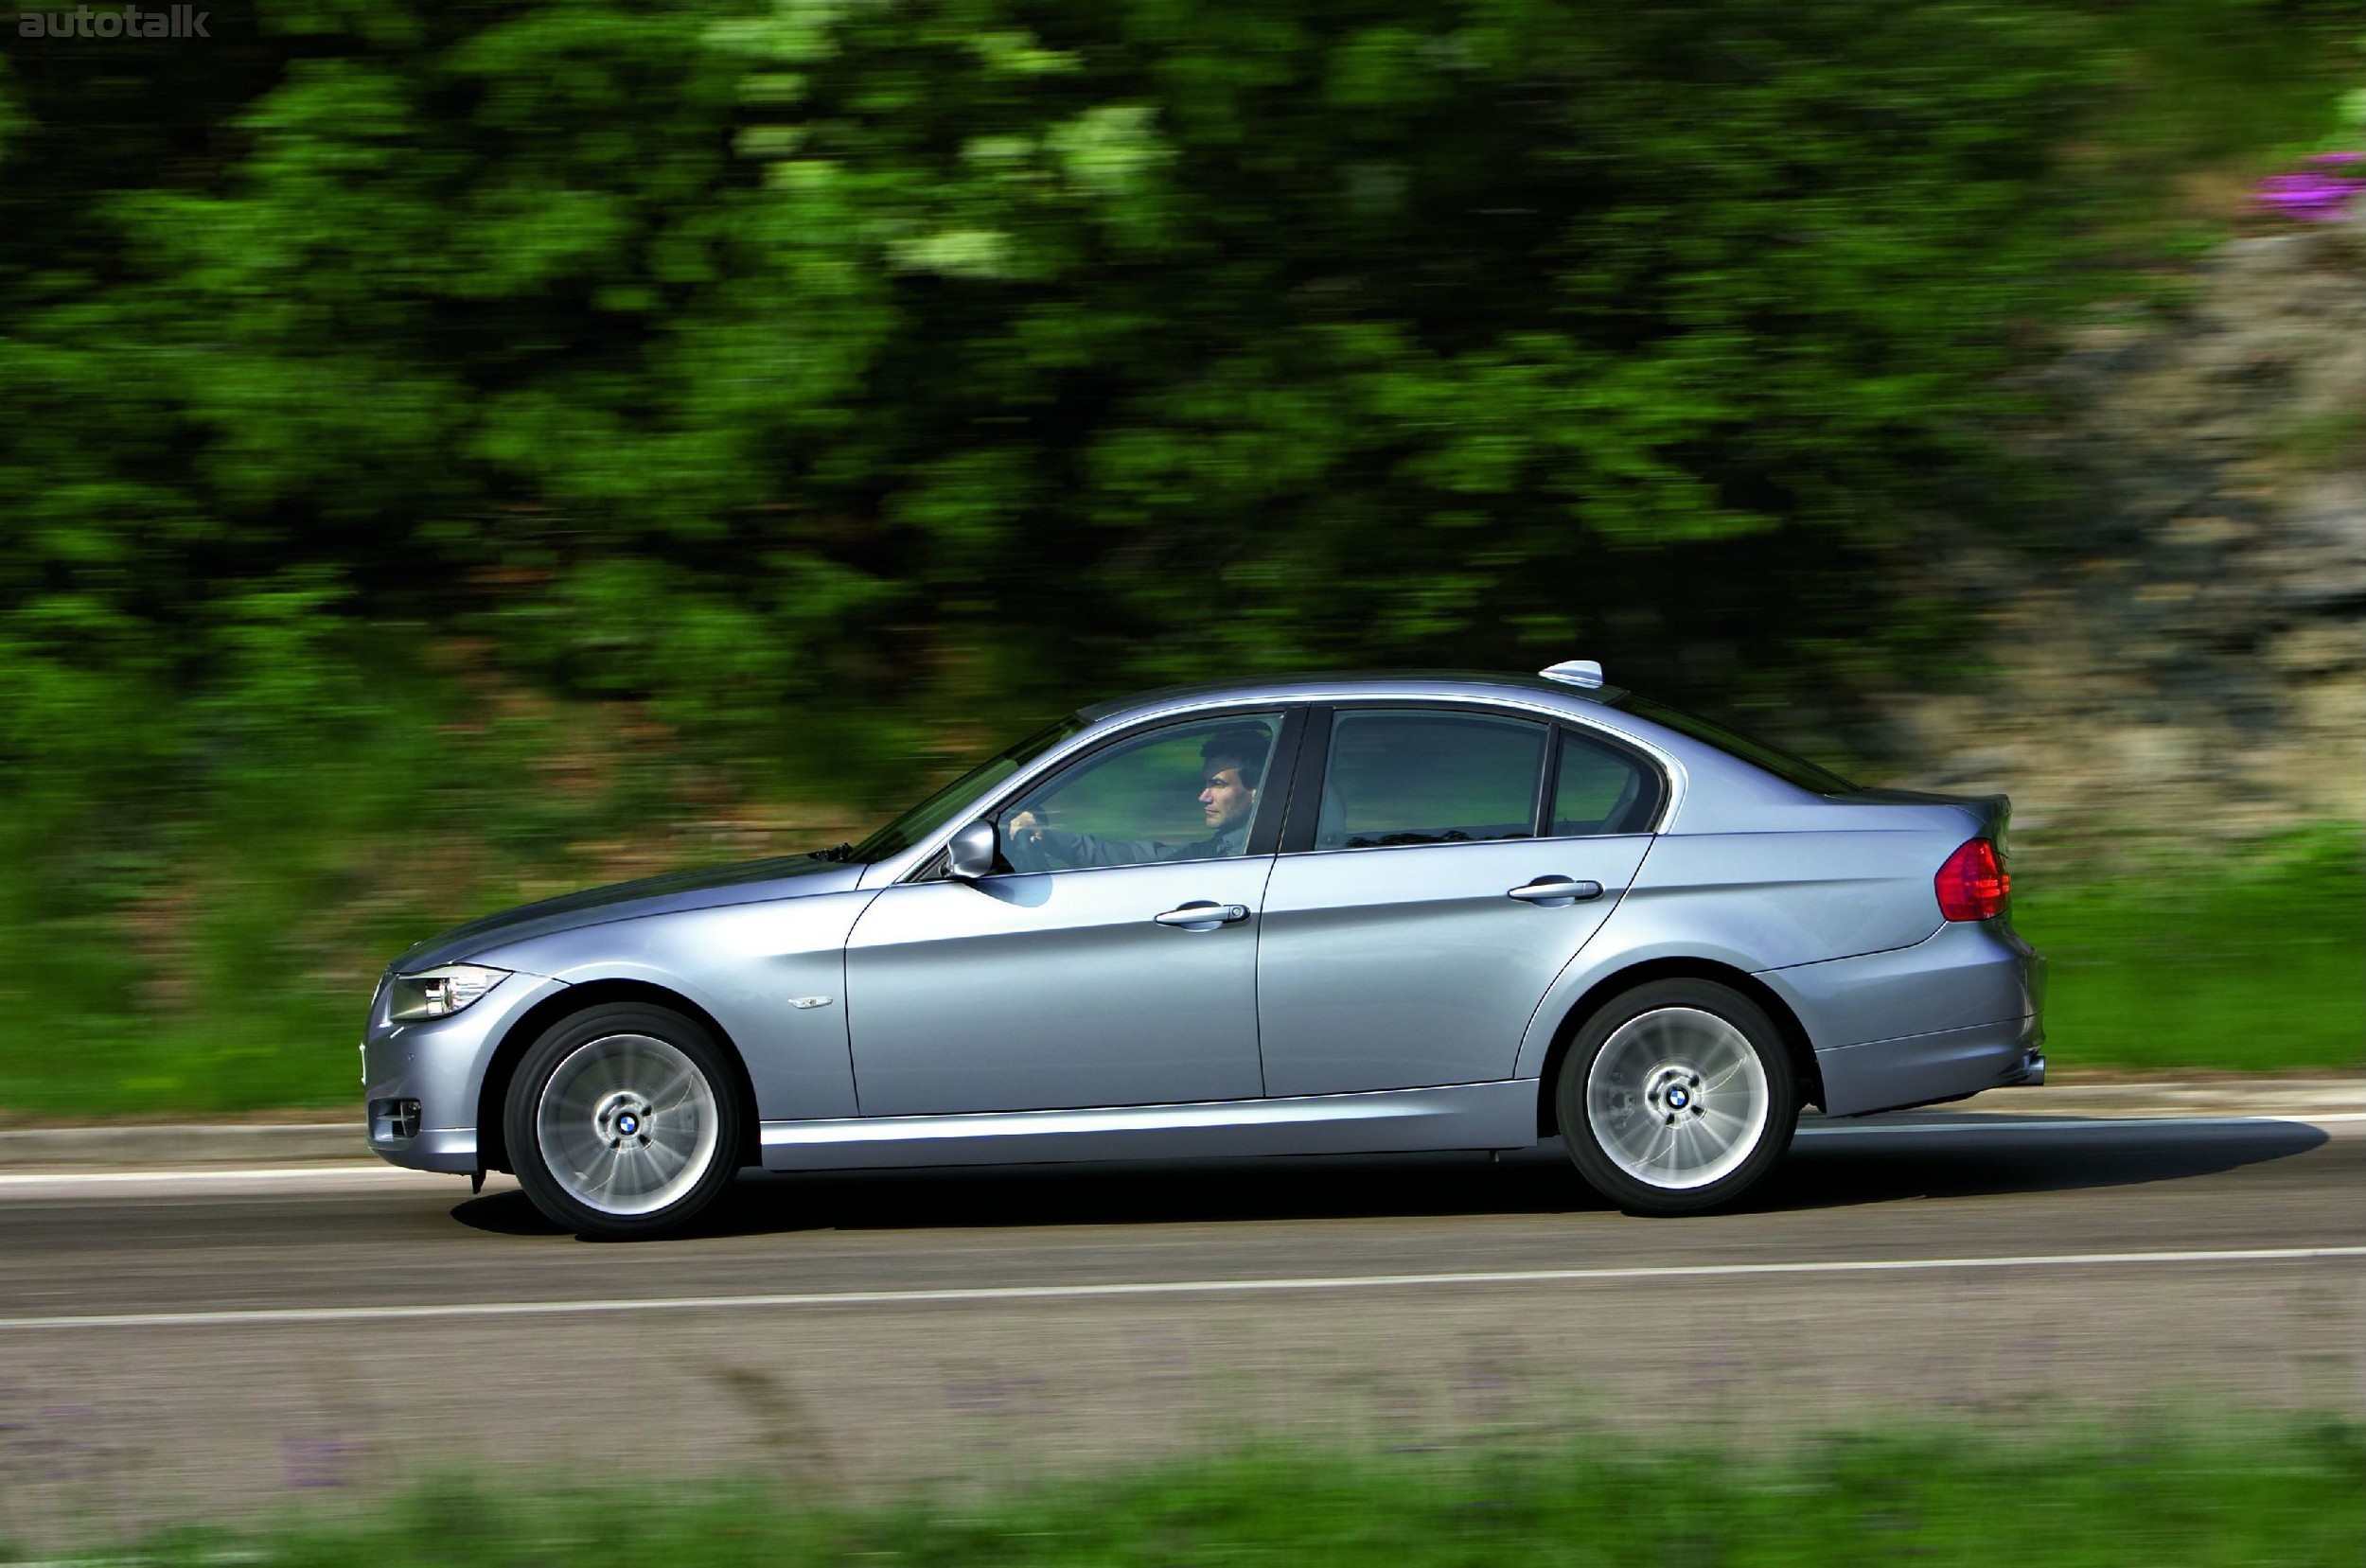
[1551,729,1664,836]
[1316,711,1546,850]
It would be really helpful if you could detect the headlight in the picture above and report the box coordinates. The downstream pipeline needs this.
[387,964,510,1022]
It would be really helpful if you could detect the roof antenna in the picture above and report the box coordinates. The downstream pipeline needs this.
[1538,660,1603,689]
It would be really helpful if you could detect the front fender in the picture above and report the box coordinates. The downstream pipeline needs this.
[470,888,880,1120]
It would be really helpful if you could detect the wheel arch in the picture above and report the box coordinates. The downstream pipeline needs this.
[1534,958,1824,1138]
[475,978,762,1172]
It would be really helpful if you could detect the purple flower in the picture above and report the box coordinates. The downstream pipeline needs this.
[2251,153,2366,221]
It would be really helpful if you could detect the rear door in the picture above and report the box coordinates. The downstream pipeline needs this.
[1256,707,1656,1098]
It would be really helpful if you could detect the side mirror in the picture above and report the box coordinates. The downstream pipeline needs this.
[945,819,998,880]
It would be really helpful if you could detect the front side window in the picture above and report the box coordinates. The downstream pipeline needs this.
[1315,711,1546,850]
[1000,714,1284,872]
[1551,729,1664,837]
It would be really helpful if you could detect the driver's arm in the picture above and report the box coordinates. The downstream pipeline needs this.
[1000,811,1161,871]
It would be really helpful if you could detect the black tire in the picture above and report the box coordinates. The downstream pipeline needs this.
[1554,978,1798,1215]
[504,1001,747,1239]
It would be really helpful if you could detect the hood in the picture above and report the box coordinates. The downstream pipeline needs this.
[390,854,865,974]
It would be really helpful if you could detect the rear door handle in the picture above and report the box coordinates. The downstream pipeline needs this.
[1154,901,1251,928]
[1508,876,1603,905]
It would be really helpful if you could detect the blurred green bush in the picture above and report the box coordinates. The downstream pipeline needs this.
[4,0,2113,765]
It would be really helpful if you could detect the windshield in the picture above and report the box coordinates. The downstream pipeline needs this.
[1610,694,1859,796]
[849,716,1089,862]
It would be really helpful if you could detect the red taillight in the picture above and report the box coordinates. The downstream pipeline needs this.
[1935,837,2008,922]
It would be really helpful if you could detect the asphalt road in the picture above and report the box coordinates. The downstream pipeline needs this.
[1,1108,2359,1542]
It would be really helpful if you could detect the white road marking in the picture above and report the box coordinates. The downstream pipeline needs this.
[1,1246,2359,1332]
[0,1164,429,1189]
[1797,1112,2366,1136]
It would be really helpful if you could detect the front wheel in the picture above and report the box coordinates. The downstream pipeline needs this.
[1555,979,1798,1215]
[505,1002,746,1239]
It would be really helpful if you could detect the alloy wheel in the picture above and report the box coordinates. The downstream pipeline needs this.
[1583,1005,1772,1190]
[533,1032,722,1217]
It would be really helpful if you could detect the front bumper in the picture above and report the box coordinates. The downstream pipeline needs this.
[361,971,569,1173]
[365,1115,481,1174]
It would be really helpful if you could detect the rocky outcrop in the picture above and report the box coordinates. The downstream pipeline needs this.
[1886,216,2366,865]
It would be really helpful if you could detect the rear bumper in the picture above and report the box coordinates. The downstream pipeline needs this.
[1757,918,2047,1117]
[1816,1013,2045,1117]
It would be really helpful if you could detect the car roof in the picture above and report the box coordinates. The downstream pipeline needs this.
[1073,669,1624,724]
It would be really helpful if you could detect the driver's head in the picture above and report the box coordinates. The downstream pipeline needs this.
[1198,729,1268,837]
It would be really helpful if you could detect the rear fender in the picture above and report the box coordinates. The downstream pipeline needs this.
[1514,934,1783,1082]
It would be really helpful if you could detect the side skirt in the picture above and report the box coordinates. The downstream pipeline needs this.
[757,1081,1542,1172]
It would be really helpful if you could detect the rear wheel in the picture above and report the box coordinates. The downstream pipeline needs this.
[1555,978,1797,1215]
[505,1002,746,1239]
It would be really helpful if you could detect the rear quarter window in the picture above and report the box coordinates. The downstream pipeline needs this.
[1551,728,1665,836]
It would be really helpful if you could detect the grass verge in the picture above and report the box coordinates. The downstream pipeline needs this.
[26,1421,2364,1567]
[2014,826,2364,1073]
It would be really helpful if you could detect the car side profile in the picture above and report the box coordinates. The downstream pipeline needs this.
[362,665,2046,1237]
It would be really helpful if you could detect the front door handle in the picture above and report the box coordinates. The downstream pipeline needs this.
[1508,876,1603,905]
[1154,901,1250,929]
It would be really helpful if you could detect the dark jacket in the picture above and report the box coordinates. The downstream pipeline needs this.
[1011,823,1247,871]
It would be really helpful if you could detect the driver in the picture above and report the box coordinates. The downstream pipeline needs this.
[1003,728,1268,870]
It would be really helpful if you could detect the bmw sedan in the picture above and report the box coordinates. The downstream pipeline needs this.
[363,665,2046,1237]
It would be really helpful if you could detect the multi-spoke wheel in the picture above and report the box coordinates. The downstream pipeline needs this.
[1555,978,1797,1214]
[505,1002,746,1238]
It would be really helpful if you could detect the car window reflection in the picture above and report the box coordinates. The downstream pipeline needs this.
[1317,712,1546,850]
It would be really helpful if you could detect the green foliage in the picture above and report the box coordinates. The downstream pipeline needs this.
[2075,0,2366,255]
[77,1421,2366,1566]
[3,1,2109,759]
[2012,827,2366,1073]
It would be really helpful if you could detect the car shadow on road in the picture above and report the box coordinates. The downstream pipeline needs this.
[1757,1116,2331,1213]
[453,1148,1612,1238]
[450,1114,2334,1241]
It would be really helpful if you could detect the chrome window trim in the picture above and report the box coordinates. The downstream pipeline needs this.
[857,684,1690,890]
[1543,720,1673,841]
[1275,827,1662,863]
[1277,698,1683,859]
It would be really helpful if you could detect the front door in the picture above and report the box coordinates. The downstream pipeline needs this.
[843,712,1292,1116]
[1257,708,1655,1098]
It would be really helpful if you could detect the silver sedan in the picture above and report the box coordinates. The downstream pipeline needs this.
[362,665,2045,1237]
